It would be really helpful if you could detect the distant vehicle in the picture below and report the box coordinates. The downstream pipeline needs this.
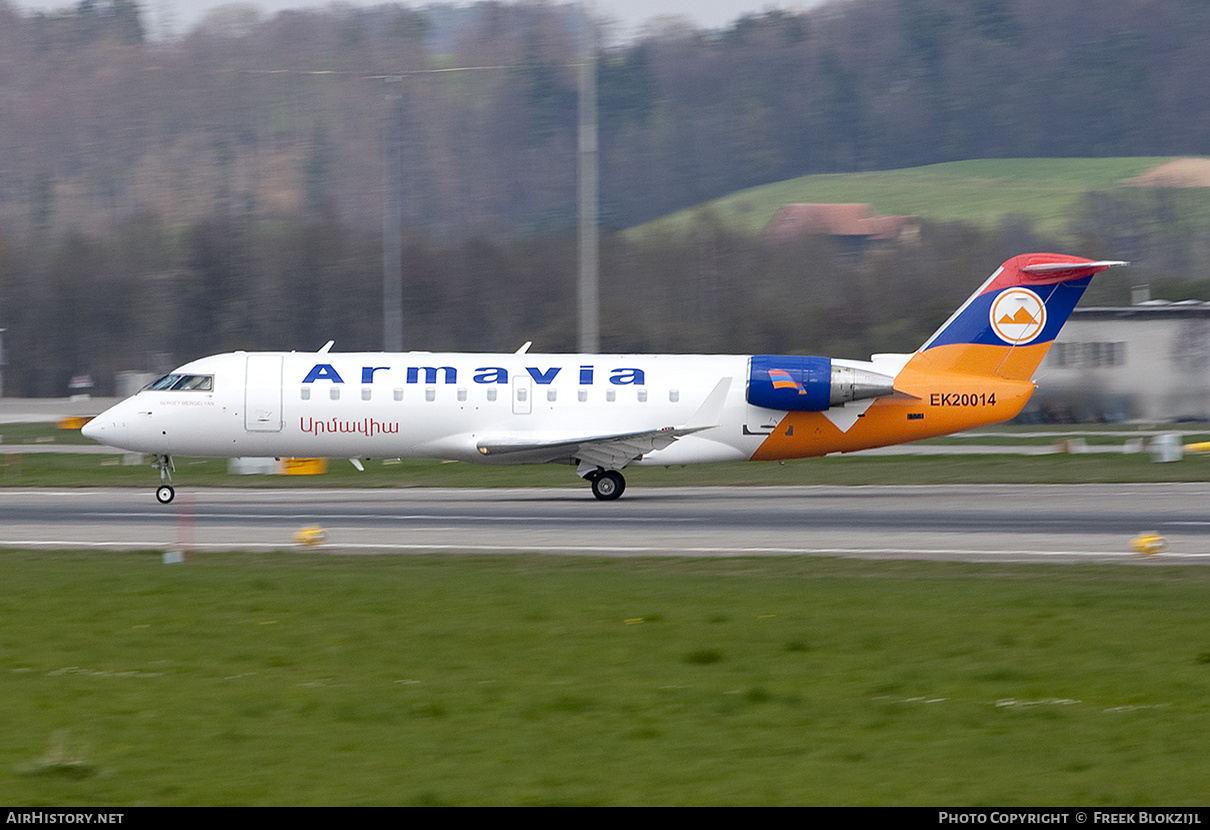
[83,254,1123,502]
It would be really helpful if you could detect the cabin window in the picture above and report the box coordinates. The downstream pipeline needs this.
[606,389,616,402]
[547,388,557,402]
[361,387,372,401]
[487,388,498,402]
[457,388,467,402]
[669,389,679,403]
[578,389,587,402]
[637,388,648,403]
[425,388,436,402]
[300,387,311,401]
[393,388,403,402]
[330,387,340,401]
[147,373,213,392]
[517,387,528,402]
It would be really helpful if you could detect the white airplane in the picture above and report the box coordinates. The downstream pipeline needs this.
[83,253,1123,502]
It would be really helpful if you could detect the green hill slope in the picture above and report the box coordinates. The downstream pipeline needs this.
[627,158,1181,239]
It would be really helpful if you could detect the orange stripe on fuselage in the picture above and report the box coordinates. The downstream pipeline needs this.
[749,367,1035,461]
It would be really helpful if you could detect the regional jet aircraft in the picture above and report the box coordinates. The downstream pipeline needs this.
[82,254,1123,501]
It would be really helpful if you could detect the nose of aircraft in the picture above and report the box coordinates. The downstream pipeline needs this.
[81,400,130,447]
[79,397,166,454]
[80,416,103,442]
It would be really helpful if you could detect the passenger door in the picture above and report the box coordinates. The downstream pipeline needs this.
[245,354,283,432]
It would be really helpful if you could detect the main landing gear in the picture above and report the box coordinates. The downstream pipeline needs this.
[153,454,175,504]
[586,468,626,501]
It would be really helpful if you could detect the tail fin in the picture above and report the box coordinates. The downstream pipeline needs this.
[904,253,1126,381]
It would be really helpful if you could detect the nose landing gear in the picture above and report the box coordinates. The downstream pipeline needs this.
[153,454,175,504]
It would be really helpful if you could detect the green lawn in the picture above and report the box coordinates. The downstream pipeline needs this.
[626,157,1192,239]
[2,552,1208,805]
[6,422,1210,805]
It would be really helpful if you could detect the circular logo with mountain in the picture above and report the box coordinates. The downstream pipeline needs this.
[989,288,1047,344]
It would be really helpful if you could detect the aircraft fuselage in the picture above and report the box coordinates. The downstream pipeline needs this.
[83,350,1030,464]
[81,254,1126,501]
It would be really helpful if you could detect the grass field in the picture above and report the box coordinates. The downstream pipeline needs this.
[626,157,1210,240]
[2,551,1209,806]
[5,423,1210,804]
[8,446,1210,489]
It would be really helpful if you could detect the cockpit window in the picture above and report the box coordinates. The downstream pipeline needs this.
[175,374,214,391]
[147,373,214,391]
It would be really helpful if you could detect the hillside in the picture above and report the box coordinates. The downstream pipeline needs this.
[627,158,1203,240]
[8,0,1210,237]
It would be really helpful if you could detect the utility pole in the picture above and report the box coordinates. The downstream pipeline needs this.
[382,79,404,352]
[577,4,599,354]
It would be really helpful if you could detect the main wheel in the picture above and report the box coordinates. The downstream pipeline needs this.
[156,485,176,504]
[590,470,625,501]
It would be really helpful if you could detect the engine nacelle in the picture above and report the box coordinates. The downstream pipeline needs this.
[747,355,896,412]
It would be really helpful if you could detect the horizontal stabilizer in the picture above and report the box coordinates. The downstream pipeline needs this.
[1020,260,1128,280]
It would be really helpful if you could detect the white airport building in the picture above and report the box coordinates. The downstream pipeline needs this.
[1029,297,1210,423]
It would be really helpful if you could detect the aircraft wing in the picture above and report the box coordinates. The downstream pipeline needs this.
[477,424,711,471]
[476,378,732,475]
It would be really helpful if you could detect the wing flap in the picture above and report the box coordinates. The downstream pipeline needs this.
[477,424,707,467]
[476,378,733,475]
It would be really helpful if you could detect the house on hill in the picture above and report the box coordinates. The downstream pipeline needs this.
[763,203,919,252]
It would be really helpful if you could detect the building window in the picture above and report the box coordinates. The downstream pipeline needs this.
[1051,341,1127,369]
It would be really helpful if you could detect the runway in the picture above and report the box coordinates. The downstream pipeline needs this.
[3,483,1210,563]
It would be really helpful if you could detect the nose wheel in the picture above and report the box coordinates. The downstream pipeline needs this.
[152,454,175,504]
[588,469,626,501]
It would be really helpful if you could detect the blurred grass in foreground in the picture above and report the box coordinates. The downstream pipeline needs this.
[2,551,1208,806]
